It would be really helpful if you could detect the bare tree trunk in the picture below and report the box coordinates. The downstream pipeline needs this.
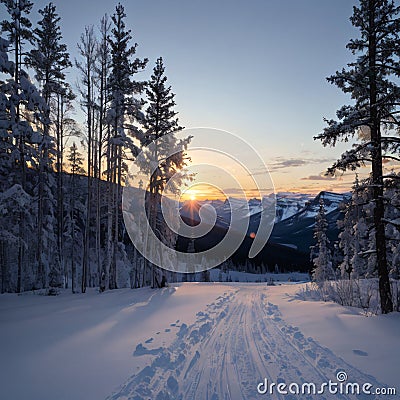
[109,144,121,290]
[94,118,101,287]
[109,142,117,290]
[98,15,110,292]
[17,212,23,293]
[37,144,47,289]
[15,16,25,293]
[105,125,113,291]
[71,173,76,293]
[89,79,97,288]
[82,69,92,294]
[56,93,67,288]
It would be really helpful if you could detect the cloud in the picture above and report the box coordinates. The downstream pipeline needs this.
[224,187,274,194]
[248,157,334,176]
[301,174,336,181]
[276,159,307,168]
[279,181,352,194]
[267,157,334,171]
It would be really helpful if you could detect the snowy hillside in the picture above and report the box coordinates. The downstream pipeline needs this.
[0,282,398,400]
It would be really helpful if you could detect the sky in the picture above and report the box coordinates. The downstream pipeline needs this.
[3,0,380,196]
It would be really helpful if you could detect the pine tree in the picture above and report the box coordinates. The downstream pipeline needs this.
[54,85,76,287]
[0,184,35,292]
[26,2,72,289]
[26,3,71,105]
[340,174,400,283]
[382,174,400,279]
[106,3,147,289]
[140,57,191,288]
[1,2,50,291]
[314,0,400,313]
[66,142,86,293]
[338,176,371,278]
[312,198,334,285]
[0,0,35,188]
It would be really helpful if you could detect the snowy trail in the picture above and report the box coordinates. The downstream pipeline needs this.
[108,286,390,400]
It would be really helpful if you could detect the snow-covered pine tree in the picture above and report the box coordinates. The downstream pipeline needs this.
[312,198,334,285]
[1,1,50,291]
[353,184,376,278]
[0,184,35,292]
[338,177,359,279]
[140,57,191,288]
[337,207,353,280]
[26,3,71,106]
[65,142,86,293]
[314,0,400,313]
[338,176,371,279]
[106,3,147,290]
[383,174,400,278]
[26,2,72,289]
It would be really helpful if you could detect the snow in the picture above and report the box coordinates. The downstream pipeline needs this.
[0,37,14,74]
[0,282,398,399]
[279,243,298,250]
[267,284,400,390]
[274,192,314,222]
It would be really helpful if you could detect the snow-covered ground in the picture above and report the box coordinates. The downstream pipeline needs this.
[0,282,398,400]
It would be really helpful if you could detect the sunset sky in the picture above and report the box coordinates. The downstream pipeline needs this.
[9,0,391,196]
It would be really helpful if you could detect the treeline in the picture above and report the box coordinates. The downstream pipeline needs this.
[0,1,187,293]
[312,181,400,276]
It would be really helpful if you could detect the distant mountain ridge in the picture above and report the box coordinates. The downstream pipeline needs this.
[177,191,350,270]
[268,191,350,253]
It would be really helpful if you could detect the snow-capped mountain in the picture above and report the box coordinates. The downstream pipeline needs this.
[268,191,351,253]
[275,192,314,222]
[180,197,265,228]
[178,191,350,268]
[179,191,349,231]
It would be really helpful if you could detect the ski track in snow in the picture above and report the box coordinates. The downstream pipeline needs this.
[107,286,393,400]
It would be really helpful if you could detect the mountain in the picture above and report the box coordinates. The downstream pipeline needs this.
[177,191,350,270]
[268,191,350,253]
[180,192,328,228]
[275,192,314,222]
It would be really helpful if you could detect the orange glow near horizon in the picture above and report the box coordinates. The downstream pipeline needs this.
[178,184,353,201]
[180,183,228,202]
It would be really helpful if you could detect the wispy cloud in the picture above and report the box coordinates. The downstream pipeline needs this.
[223,187,274,195]
[277,181,352,194]
[301,173,336,181]
[248,157,335,176]
[267,156,334,172]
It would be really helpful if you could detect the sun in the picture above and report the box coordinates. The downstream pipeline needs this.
[182,187,198,201]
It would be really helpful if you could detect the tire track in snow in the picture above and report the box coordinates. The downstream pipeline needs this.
[107,286,394,400]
